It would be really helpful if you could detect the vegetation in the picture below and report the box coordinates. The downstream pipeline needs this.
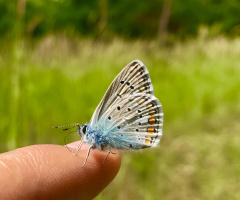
[1,0,240,39]
[1,0,240,199]
[1,34,240,199]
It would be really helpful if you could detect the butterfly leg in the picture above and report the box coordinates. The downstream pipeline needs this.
[73,139,84,156]
[82,145,94,168]
[103,151,110,169]
[102,150,116,169]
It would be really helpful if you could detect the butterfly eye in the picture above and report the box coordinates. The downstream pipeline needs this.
[80,125,87,135]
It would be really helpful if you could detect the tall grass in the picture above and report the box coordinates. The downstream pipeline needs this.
[1,36,240,199]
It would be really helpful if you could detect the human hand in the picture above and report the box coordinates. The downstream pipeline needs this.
[0,142,121,199]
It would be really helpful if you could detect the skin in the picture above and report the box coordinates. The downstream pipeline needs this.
[0,141,121,200]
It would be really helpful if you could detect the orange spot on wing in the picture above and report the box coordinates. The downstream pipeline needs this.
[129,97,134,101]
[145,136,150,144]
[149,110,155,116]
[139,87,145,92]
[147,127,154,134]
[147,104,151,109]
[148,117,155,125]
[138,100,144,105]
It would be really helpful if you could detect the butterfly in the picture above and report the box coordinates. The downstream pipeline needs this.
[54,60,163,168]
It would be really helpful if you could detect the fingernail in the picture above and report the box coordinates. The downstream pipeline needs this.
[66,141,89,150]
[66,141,81,149]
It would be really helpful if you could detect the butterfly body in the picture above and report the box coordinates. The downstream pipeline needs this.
[72,60,163,167]
[78,123,110,149]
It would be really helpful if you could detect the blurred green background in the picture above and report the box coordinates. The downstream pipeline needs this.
[1,0,240,199]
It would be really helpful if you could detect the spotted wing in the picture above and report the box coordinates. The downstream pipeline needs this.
[97,93,163,149]
[89,60,163,149]
[90,60,154,126]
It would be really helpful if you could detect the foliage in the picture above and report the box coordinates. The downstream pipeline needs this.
[0,0,240,39]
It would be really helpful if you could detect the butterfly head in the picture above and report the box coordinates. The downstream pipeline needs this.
[77,124,88,137]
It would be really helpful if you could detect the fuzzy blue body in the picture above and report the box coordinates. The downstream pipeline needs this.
[79,122,143,150]
[84,124,108,149]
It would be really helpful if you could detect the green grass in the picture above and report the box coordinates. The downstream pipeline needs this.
[1,36,240,199]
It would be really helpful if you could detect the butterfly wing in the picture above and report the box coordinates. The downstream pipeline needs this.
[90,60,154,125]
[90,60,163,149]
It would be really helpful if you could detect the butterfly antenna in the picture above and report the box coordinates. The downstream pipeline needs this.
[53,123,83,154]
[52,123,81,131]
[64,130,78,153]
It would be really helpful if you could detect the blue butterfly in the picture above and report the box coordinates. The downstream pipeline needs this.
[54,60,163,167]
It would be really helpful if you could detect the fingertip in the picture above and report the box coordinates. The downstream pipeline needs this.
[67,142,121,184]
[53,143,122,199]
[67,141,121,171]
